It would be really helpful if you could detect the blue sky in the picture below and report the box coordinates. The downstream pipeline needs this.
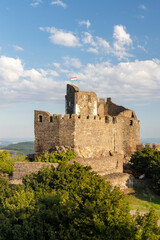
[0,0,160,139]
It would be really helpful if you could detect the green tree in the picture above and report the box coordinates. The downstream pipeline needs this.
[0,162,160,240]
[130,147,160,193]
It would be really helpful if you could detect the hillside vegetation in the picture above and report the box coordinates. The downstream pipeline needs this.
[0,141,34,155]
[1,162,160,240]
[0,149,160,239]
[130,147,160,194]
[0,152,26,175]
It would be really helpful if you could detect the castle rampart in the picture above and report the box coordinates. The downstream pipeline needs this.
[35,109,140,158]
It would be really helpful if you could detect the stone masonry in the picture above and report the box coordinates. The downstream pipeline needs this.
[34,84,140,159]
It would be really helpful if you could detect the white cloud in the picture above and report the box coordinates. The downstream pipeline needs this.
[51,0,66,8]
[30,0,42,7]
[96,37,111,54]
[82,27,131,58]
[113,25,133,59]
[113,25,132,47]
[40,24,138,60]
[75,59,160,101]
[0,56,63,106]
[13,45,24,51]
[82,32,96,46]
[1,56,160,106]
[138,4,147,10]
[78,20,91,29]
[87,47,98,54]
[40,27,81,47]
[137,44,148,53]
[62,56,82,68]
[53,62,61,68]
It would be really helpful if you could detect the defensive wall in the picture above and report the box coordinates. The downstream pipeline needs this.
[35,111,140,158]
[11,154,125,187]
[35,84,140,158]
[137,143,160,151]
[11,162,58,184]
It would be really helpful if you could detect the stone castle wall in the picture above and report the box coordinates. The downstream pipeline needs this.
[35,111,140,158]
[11,154,123,184]
[34,84,140,158]
[35,111,75,156]
[11,162,58,184]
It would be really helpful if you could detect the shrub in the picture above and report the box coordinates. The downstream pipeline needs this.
[0,152,26,175]
[0,162,160,239]
[35,150,76,163]
[130,147,160,193]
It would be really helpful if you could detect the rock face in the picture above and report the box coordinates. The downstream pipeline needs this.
[34,84,140,158]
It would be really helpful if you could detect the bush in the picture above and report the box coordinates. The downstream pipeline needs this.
[0,162,160,239]
[0,152,26,175]
[130,147,160,193]
[35,150,76,163]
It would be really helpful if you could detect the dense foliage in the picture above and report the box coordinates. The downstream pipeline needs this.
[130,147,160,193]
[35,149,76,163]
[0,152,26,175]
[0,162,160,240]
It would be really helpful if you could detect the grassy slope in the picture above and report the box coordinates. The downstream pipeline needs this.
[0,142,34,155]
[124,180,160,218]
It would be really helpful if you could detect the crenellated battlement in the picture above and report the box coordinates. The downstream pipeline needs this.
[137,143,160,151]
[35,110,139,129]
[35,111,108,122]
[34,84,140,158]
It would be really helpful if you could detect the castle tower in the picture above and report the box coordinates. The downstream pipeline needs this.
[35,84,140,158]
[65,84,97,116]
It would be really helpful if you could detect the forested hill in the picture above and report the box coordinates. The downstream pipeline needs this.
[0,142,34,155]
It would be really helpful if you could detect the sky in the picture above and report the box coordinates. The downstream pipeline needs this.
[0,0,160,139]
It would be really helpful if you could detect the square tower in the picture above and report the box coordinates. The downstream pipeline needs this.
[65,84,97,116]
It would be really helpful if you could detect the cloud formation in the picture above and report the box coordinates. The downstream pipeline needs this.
[62,56,82,68]
[0,56,63,106]
[40,24,133,60]
[1,55,160,107]
[30,0,42,7]
[78,20,91,29]
[51,0,67,8]
[138,4,147,10]
[40,27,81,47]
[113,25,133,59]
[13,45,24,51]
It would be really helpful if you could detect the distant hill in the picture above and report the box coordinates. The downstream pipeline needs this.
[0,141,34,155]
[0,138,34,146]
[141,138,160,145]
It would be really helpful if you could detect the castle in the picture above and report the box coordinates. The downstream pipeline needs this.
[34,84,140,158]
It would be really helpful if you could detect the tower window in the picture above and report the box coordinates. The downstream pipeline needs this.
[39,115,42,122]
[130,120,133,126]
[131,112,134,118]
[105,116,109,123]
[113,117,116,124]
[50,116,53,122]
